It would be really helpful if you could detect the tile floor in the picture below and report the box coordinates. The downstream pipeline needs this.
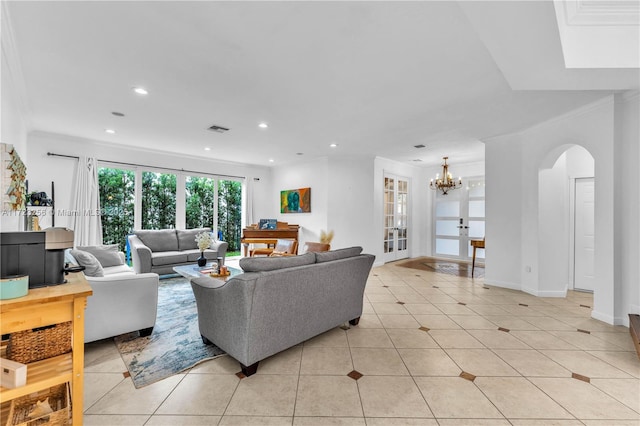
[83,262,639,425]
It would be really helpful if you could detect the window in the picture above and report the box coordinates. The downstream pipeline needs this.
[98,167,135,251]
[99,166,243,255]
[218,180,242,254]
[185,176,216,229]
[142,171,176,229]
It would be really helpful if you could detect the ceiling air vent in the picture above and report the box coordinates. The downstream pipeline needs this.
[414,144,426,148]
[207,124,230,133]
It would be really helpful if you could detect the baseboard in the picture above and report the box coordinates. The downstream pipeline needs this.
[628,314,640,359]
[483,279,520,291]
[591,309,615,325]
[629,304,640,315]
[373,260,385,268]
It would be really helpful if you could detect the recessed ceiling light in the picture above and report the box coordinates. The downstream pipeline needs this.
[330,143,338,148]
[133,87,148,95]
[268,159,274,163]
[258,122,268,129]
[111,111,125,117]
[204,147,211,151]
[105,129,116,134]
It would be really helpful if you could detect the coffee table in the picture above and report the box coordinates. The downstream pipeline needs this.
[173,263,242,281]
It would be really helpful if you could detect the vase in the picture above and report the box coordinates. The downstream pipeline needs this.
[197,253,207,267]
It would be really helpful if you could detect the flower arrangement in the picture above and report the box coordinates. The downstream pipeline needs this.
[195,231,213,252]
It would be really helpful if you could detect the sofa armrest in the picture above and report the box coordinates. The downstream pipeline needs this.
[211,240,228,257]
[128,234,152,274]
[84,272,159,342]
[190,274,256,363]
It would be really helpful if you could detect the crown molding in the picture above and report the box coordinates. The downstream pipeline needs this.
[562,0,640,26]
[1,1,33,130]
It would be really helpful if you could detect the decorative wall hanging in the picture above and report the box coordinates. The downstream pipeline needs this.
[280,187,311,213]
[1,144,27,211]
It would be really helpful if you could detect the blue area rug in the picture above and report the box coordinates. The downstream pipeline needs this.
[114,276,226,388]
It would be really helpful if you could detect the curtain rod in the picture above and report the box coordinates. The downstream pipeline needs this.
[47,152,246,181]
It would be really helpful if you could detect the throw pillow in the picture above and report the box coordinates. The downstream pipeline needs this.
[239,252,315,272]
[70,250,104,277]
[77,244,123,267]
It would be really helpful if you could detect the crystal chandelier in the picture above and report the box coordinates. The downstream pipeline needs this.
[430,156,462,195]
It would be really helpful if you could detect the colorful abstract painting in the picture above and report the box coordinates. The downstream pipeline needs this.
[280,187,311,213]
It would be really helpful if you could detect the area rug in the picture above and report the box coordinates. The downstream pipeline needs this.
[395,257,484,278]
[114,276,226,388]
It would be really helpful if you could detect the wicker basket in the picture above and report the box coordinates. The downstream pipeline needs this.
[6,323,72,364]
[6,383,70,426]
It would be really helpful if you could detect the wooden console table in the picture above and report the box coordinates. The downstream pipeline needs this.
[1,273,92,425]
[470,239,485,278]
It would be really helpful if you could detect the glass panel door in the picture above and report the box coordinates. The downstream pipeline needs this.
[433,176,485,261]
[383,174,409,263]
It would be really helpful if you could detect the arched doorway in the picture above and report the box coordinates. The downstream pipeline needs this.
[537,145,595,297]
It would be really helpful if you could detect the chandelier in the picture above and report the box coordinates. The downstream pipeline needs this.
[430,156,462,195]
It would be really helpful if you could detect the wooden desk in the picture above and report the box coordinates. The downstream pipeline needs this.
[1,273,92,425]
[470,239,485,278]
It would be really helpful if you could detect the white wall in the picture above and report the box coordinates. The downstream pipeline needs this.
[26,131,272,230]
[484,137,523,289]
[485,94,639,325]
[327,156,376,256]
[615,92,640,319]
[1,2,28,161]
[537,153,569,296]
[270,157,329,249]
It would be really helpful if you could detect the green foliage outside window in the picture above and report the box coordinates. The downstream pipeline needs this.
[142,172,176,230]
[186,176,215,230]
[218,180,242,252]
[99,168,242,254]
[98,168,135,252]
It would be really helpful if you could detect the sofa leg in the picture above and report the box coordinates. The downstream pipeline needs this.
[240,362,259,377]
[139,327,154,337]
[349,317,360,326]
[201,334,213,345]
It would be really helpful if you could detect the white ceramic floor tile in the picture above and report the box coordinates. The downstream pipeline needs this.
[225,375,298,416]
[294,375,363,417]
[156,374,239,415]
[358,376,433,418]
[415,376,503,418]
[474,377,573,419]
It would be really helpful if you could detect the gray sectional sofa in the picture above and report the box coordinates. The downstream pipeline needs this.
[190,246,375,376]
[128,228,228,275]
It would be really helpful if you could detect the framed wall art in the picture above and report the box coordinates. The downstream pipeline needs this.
[280,187,310,213]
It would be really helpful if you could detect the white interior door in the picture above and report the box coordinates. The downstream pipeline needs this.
[383,174,409,263]
[574,177,595,292]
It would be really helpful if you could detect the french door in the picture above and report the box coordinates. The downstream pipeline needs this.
[383,174,409,263]
[433,177,485,261]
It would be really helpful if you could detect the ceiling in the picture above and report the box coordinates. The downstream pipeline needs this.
[4,1,638,168]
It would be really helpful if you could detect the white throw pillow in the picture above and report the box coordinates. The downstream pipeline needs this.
[77,244,124,267]
[70,249,104,277]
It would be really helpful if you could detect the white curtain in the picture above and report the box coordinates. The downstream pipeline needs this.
[71,157,103,246]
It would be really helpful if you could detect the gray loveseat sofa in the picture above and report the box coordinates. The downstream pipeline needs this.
[190,246,375,376]
[128,228,228,275]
